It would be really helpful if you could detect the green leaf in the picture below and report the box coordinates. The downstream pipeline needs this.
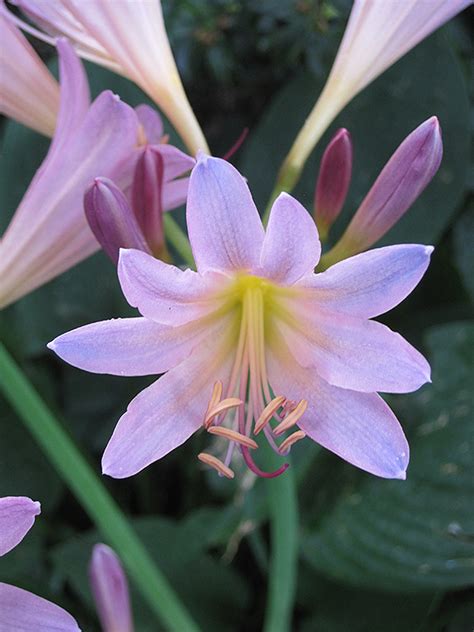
[301,321,474,592]
[52,516,249,632]
[453,204,474,304]
[240,29,470,246]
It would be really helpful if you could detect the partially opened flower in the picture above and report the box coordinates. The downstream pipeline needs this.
[89,544,134,632]
[280,0,471,188]
[0,38,138,309]
[50,155,432,481]
[5,0,208,154]
[0,496,80,631]
[0,6,59,136]
[321,116,442,267]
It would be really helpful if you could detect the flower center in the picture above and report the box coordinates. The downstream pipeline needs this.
[198,274,307,479]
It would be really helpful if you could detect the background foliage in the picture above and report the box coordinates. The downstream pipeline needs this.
[1,1,473,630]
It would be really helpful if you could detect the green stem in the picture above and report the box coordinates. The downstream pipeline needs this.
[163,214,195,268]
[0,343,200,632]
[262,449,298,632]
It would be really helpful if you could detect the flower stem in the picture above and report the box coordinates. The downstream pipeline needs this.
[262,448,298,632]
[0,342,200,632]
[163,214,195,268]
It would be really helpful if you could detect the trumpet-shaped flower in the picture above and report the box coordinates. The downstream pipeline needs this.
[0,39,138,309]
[282,0,471,185]
[50,155,433,481]
[321,116,442,267]
[89,544,134,632]
[0,6,59,136]
[5,0,208,154]
[0,496,80,631]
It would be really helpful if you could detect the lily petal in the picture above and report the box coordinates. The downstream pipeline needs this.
[268,344,409,479]
[102,332,233,478]
[0,12,59,136]
[48,316,214,376]
[277,314,430,393]
[154,144,195,182]
[135,103,163,144]
[260,193,321,284]
[118,248,221,325]
[187,154,265,274]
[0,496,40,556]
[0,583,80,631]
[298,244,433,318]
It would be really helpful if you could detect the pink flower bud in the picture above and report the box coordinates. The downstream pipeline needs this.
[84,178,151,264]
[131,146,165,255]
[332,117,442,259]
[89,544,134,632]
[314,128,352,239]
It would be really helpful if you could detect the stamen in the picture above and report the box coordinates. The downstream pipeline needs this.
[205,381,223,417]
[278,431,306,454]
[208,426,258,450]
[198,452,235,479]
[204,398,242,428]
[241,446,289,478]
[274,400,308,436]
[254,395,286,435]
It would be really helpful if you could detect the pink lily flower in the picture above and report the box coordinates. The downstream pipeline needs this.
[89,544,134,632]
[49,155,432,478]
[0,38,138,309]
[0,6,59,136]
[0,496,80,631]
[49,155,433,481]
[284,0,472,179]
[4,0,208,154]
[322,116,442,267]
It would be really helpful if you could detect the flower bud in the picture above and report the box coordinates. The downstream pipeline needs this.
[314,128,352,240]
[132,146,165,256]
[89,544,133,632]
[84,177,151,264]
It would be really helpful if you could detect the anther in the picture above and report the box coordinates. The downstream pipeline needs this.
[198,452,235,479]
[208,426,258,449]
[205,381,223,417]
[254,395,286,435]
[204,398,242,428]
[274,399,308,436]
[278,430,306,454]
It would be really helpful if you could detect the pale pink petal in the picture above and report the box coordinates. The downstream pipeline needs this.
[48,38,90,158]
[48,317,214,376]
[0,13,59,136]
[0,89,138,309]
[259,193,321,284]
[267,345,409,479]
[89,544,133,632]
[0,497,40,556]
[0,583,80,631]
[154,144,195,182]
[187,154,265,274]
[118,248,223,326]
[298,244,433,318]
[102,332,233,478]
[162,177,189,211]
[277,314,430,393]
[135,104,163,144]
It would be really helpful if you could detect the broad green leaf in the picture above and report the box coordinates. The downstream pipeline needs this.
[240,29,470,246]
[301,321,474,592]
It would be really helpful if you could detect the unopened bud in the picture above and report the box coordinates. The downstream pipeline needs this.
[84,177,151,264]
[314,128,352,240]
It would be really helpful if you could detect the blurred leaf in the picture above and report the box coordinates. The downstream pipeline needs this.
[301,321,474,592]
[0,407,63,511]
[240,29,470,246]
[297,564,437,632]
[453,204,474,304]
[52,516,250,632]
